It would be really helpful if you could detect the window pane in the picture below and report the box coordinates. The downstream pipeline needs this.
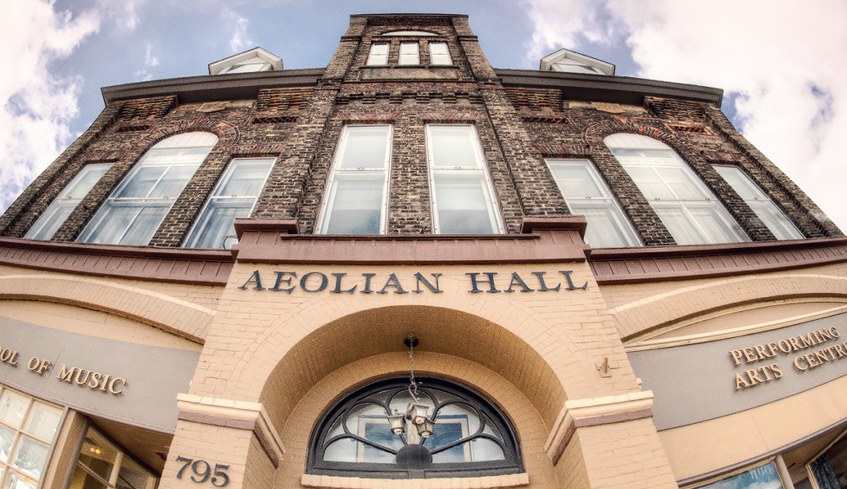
[697,462,782,489]
[429,42,451,65]
[146,164,201,198]
[548,162,605,198]
[428,126,480,168]
[0,392,28,429]
[338,126,390,169]
[625,167,674,200]
[11,436,49,479]
[117,453,155,489]
[366,44,388,65]
[24,202,76,241]
[80,203,168,246]
[747,201,804,240]
[26,164,113,240]
[61,165,112,199]
[432,171,498,234]
[3,471,36,489]
[548,159,639,247]
[714,165,803,240]
[214,160,273,196]
[118,206,170,245]
[21,403,61,442]
[77,429,118,481]
[321,172,385,234]
[569,201,638,248]
[656,167,709,200]
[399,42,419,65]
[113,166,166,199]
[0,426,14,463]
[653,205,704,245]
[188,199,253,249]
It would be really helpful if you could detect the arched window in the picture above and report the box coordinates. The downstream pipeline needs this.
[308,376,522,479]
[605,133,748,245]
[78,132,217,246]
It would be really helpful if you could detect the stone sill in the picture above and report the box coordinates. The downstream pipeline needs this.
[301,472,529,489]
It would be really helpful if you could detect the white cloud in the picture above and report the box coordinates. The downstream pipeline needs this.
[223,9,251,53]
[525,0,847,232]
[0,0,100,212]
[134,42,160,81]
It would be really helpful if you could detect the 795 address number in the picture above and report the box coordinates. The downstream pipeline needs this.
[175,457,229,487]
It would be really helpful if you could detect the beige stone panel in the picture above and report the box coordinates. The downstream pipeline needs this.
[0,272,217,342]
[554,433,589,488]
[603,263,847,340]
[194,263,642,432]
[0,300,201,350]
[659,374,847,481]
[160,422,254,489]
[577,420,678,489]
[276,352,560,489]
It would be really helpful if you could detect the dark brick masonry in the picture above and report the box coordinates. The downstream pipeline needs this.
[0,14,840,248]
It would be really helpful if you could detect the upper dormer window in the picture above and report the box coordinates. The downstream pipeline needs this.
[539,48,614,76]
[380,30,437,37]
[366,44,389,66]
[208,47,282,75]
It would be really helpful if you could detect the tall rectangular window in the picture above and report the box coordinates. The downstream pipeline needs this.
[426,125,503,234]
[0,386,63,489]
[317,125,392,234]
[184,158,274,248]
[399,42,419,65]
[25,163,113,240]
[77,132,215,246]
[714,165,803,240]
[366,44,389,65]
[429,42,452,65]
[547,159,640,247]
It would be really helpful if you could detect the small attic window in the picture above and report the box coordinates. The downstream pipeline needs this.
[539,48,614,76]
[209,47,283,75]
[380,30,437,36]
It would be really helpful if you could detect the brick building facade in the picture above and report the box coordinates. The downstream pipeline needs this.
[0,13,845,489]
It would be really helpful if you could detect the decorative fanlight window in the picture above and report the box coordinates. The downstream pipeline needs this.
[307,376,522,479]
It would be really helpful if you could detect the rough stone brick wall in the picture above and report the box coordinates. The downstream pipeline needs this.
[518,97,839,245]
[343,16,476,83]
[2,13,840,249]
[0,102,122,238]
[253,87,338,221]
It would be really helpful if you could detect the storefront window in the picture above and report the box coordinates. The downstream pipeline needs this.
[695,462,783,489]
[70,426,157,489]
[0,387,63,489]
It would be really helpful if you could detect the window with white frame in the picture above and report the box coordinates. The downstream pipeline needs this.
[605,133,748,245]
[366,44,389,66]
[426,125,503,234]
[77,132,217,246]
[429,42,451,65]
[713,165,804,240]
[0,386,63,489]
[25,163,113,240]
[547,159,640,247]
[184,157,274,248]
[70,424,157,489]
[317,125,392,234]
[398,42,420,65]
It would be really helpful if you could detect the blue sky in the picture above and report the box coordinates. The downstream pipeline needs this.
[3,0,846,230]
